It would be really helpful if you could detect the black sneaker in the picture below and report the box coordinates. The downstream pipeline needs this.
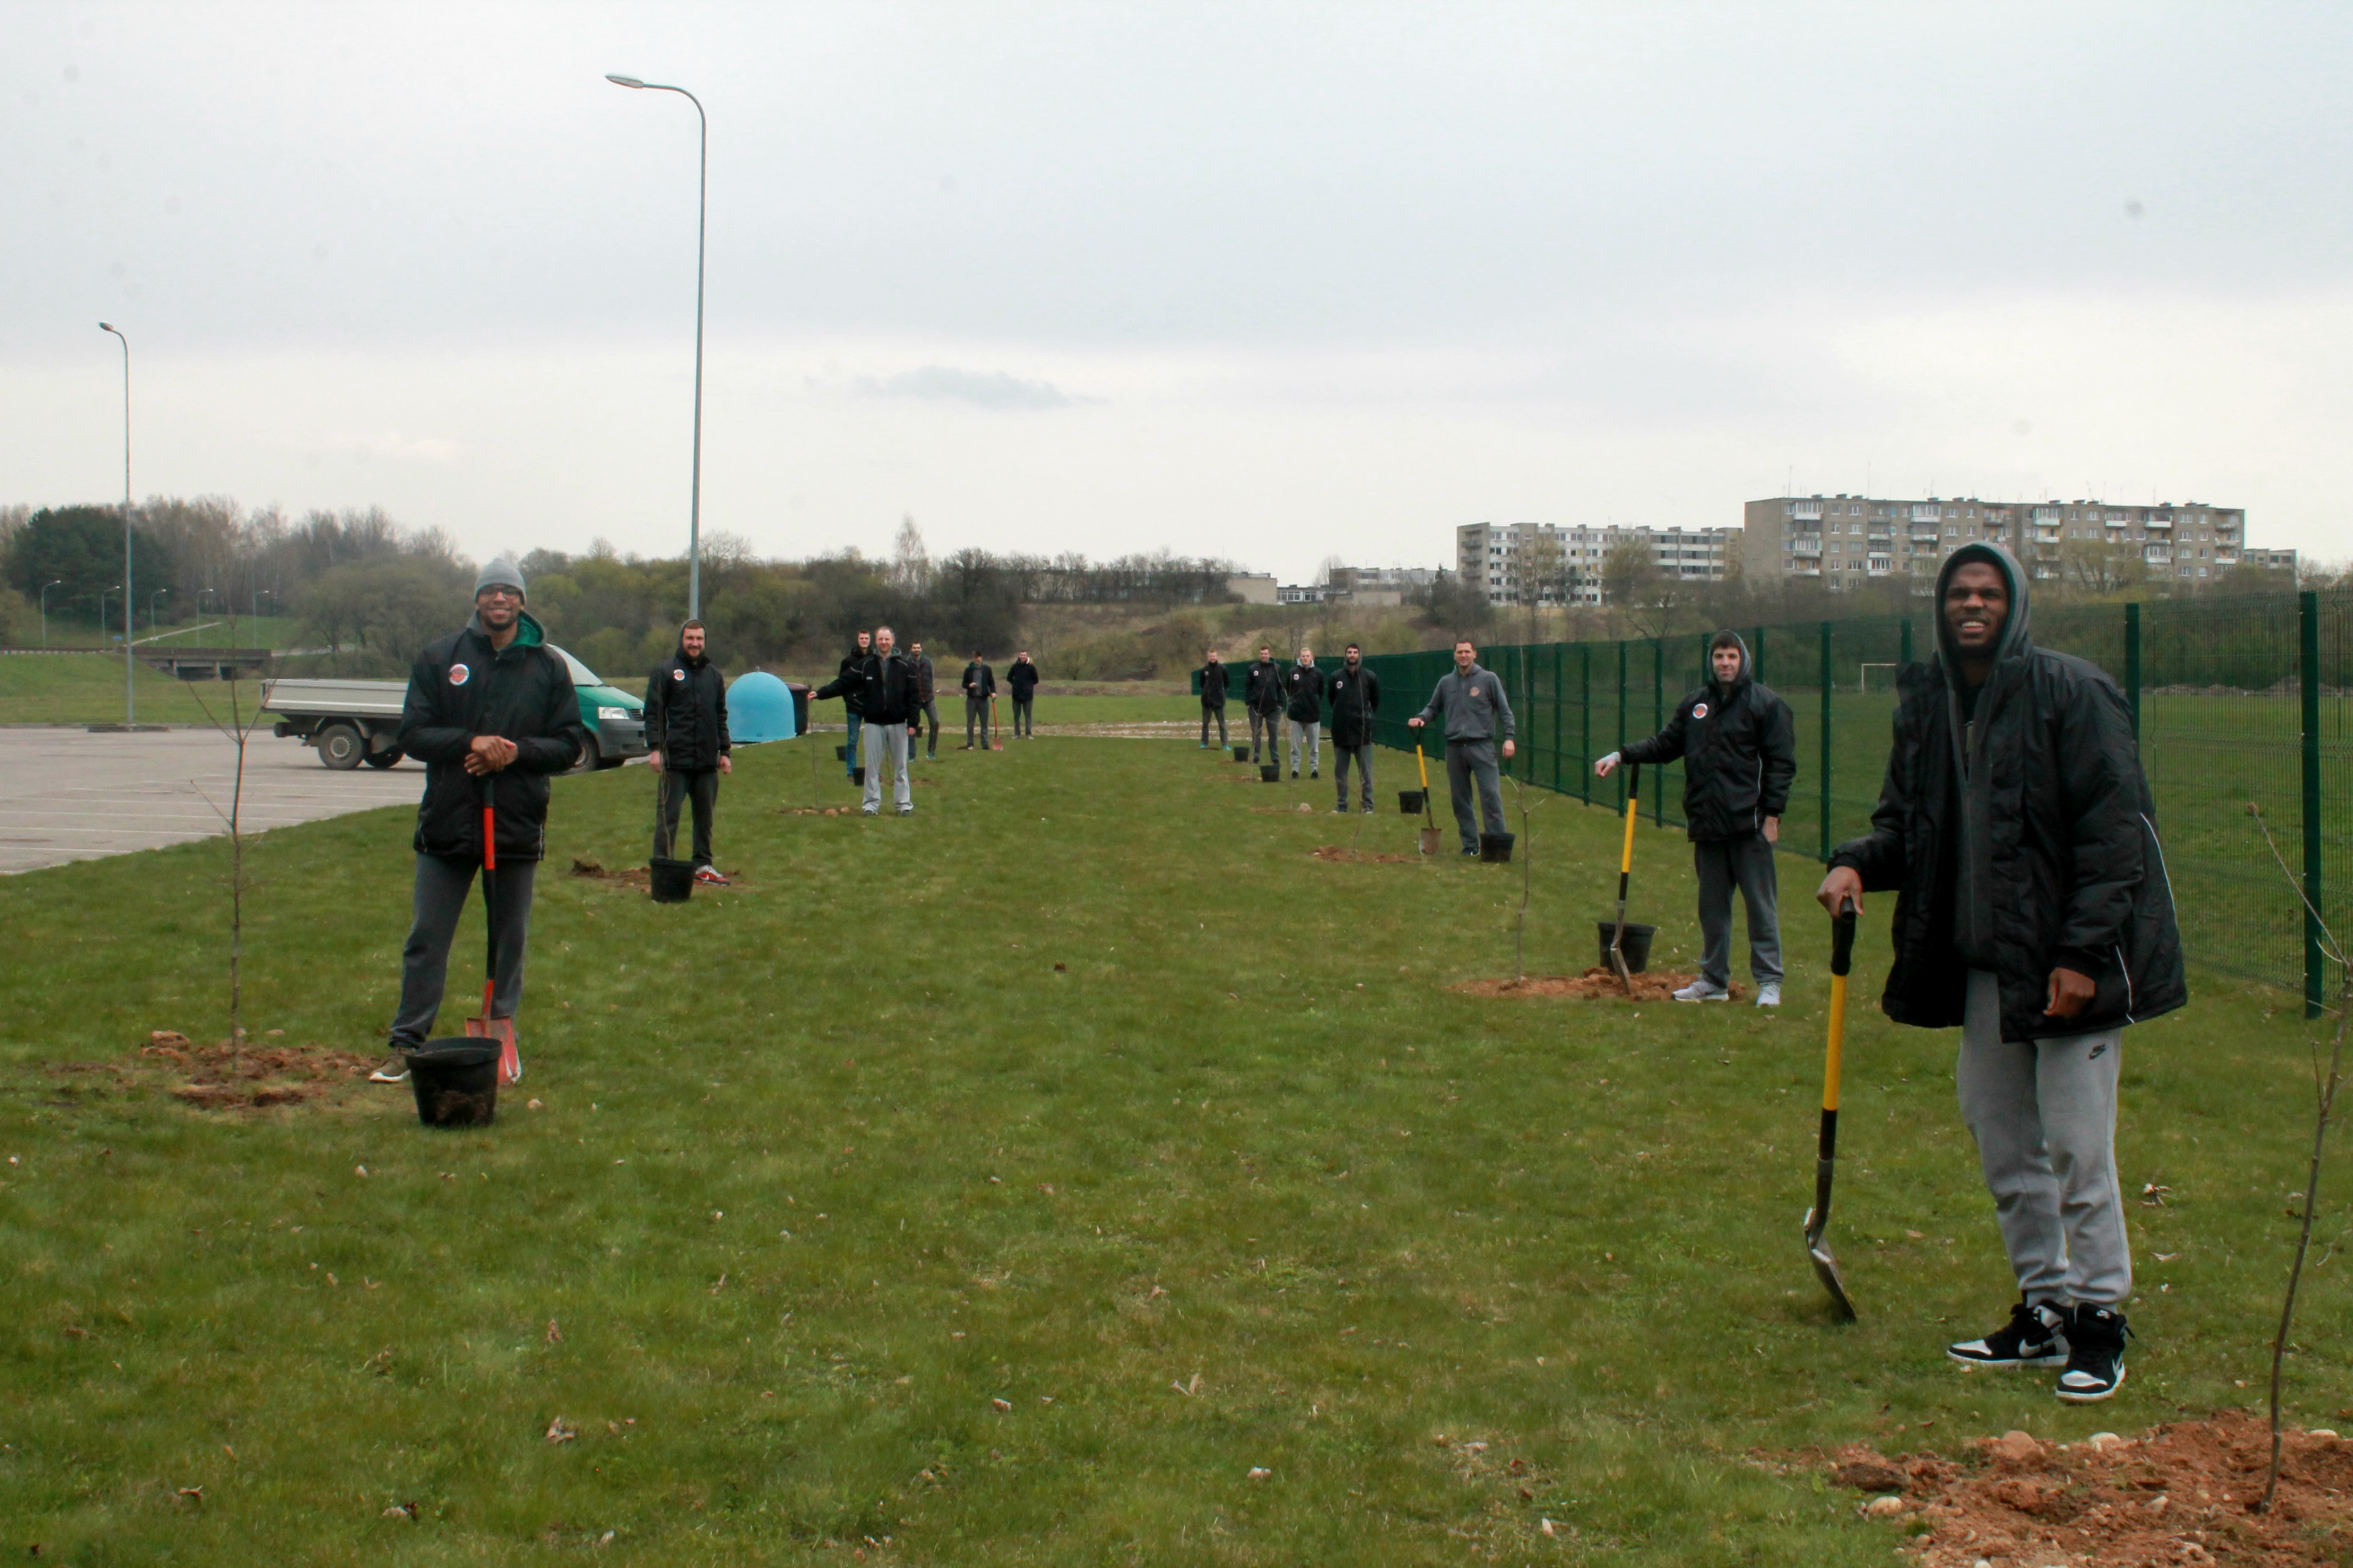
[1947,1299,2068,1369]
[368,1049,412,1085]
[1310,769,1319,780]
[2057,1305,2131,1402]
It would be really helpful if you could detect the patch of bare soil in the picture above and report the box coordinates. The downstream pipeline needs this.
[1215,773,1279,784]
[1311,845,1418,865]
[1249,803,1322,816]
[569,857,749,889]
[1786,1410,2353,1566]
[1450,967,1715,1002]
[51,1030,377,1110]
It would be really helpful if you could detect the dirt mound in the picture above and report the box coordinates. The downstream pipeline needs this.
[569,857,747,889]
[73,1029,379,1110]
[1451,968,1710,1001]
[1790,1409,2353,1566]
[1311,845,1418,865]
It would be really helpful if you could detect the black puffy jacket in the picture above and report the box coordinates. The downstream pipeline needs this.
[1325,663,1381,747]
[1007,658,1041,696]
[1195,662,1231,706]
[1284,662,1326,724]
[1244,659,1284,716]
[836,647,871,715]
[819,652,922,725]
[1829,544,2185,1043]
[643,647,731,770]
[396,610,586,864]
[1618,633,1795,843]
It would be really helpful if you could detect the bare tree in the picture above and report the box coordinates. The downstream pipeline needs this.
[182,615,274,1061]
[1516,533,1568,646]
[2248,802,2351,1514]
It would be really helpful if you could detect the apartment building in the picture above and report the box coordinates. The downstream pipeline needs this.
[1741,495,2281,590]
[1455,522,1737,607]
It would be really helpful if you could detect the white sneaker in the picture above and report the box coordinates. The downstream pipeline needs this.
[1672,980,1730,1002]
[1755,983,1782,1007]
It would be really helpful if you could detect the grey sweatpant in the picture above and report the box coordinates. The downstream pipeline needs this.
[1445,739,1507,850]
[389,853,538,1049]
[1957,968,2131,1308]
[965,696,992,748]
[1333,743,1374,809]
[1287,718,1321,775]
[1694,832,1782,987]
[864,722,914,812]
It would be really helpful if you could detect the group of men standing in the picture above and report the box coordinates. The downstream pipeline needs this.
[368,543,2178,1406]
[817,636,1045,814]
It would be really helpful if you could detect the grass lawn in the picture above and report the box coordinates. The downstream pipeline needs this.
[0,653,262,726]
[1,735,2342,1563]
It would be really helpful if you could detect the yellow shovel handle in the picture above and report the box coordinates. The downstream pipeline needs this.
[1415,743,1429,790]
[1823,973,1848,1112]
[1618,768,1639,876]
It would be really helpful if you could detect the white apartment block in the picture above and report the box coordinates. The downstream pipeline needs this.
[1742,495,2284,590]
[1455,522,1737,607]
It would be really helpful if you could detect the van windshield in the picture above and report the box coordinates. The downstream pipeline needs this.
[551,648,601,689]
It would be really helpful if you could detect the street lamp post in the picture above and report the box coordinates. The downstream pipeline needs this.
[98,322,133,723]
[39,579,63,646]
[605,72,709,622]
[96,586,121,646]
[148,587,169,636]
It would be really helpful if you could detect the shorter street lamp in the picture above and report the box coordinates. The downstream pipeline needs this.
[96,586,121,642]
[39,579,63,646]
[148,587,170,636]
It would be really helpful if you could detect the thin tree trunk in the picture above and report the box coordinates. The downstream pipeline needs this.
[2264,998,2347,1513]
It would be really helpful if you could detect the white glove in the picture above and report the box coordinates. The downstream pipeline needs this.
[1594,750,1621,777]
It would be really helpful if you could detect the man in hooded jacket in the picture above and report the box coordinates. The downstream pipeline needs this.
[820,626,921,815]
[1195,649,1229,748]
[1818,542,2184,1403]
[644,619,732,883]
[373,557,586,1083]
[1597,630,1795,1005]
[1243,645,1284,764]
[1284,648,1327,779]
[838,630,872,780]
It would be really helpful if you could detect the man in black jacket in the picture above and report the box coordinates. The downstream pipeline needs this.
[645,619,732,884]
[838,630,872,780]
[1325,643,1380,812]
[961,651,996,750]
[1244,645,1283,764]
[1597,630,1794,1005]
[1195,649,1229,749]
[373,557,586,1083]
[1818,543,2184,1403]
[1284,648,1326,779]
[909,640,941,761]
[818,625,920,815]
[1007,650,1041,738]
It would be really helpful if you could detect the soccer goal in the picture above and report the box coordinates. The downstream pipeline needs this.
[1857,662,1900,693]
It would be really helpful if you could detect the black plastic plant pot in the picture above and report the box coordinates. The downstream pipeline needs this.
[1259,764,1281,782]
[835,744,849,760]
[409,1039,499,1127]
[1596,922,1657,973]
[649,856,695,904]
[1399,789,1425,814]
[1232,746,1251,762]
[1479,831,1516,863]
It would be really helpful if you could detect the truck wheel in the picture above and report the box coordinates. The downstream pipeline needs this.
[319,722,365,770]
[364,748,404,769]
[573,734,602,773]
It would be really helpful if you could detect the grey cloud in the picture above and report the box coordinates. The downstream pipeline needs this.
[867,365,1081,411]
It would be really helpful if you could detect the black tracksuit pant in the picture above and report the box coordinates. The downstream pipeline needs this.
[655,767,720,867]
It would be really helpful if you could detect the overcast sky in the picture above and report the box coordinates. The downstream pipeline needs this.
[6,1,2351,580]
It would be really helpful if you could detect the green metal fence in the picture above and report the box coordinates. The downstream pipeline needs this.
[1360,590,2352,1015]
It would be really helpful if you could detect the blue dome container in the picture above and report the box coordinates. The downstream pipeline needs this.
[726,670,801,743]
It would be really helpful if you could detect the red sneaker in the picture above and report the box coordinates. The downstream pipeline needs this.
[693,866,731,886]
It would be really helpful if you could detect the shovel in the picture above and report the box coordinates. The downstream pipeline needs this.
[466,774,522,1085]
[1606,763,1641,993]
[1803,896,1860,1322]
[1414,743,1442,856]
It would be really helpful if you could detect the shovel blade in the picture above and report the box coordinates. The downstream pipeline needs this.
[1803,1209,1858,1322]
[466,1014,521,1084]
[1418,826,1444,856]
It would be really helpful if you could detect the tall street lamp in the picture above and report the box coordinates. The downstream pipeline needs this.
[39,579,63,646]
[96,586,121,645]
[605,72,709,621]
[98,322,134,723]
[149,586,170,636]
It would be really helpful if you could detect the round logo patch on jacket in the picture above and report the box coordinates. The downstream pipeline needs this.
[672,668,685,680]
[1691,701,1709,719]
[449,663,471,686]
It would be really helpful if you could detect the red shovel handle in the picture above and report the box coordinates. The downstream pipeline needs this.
[482,805,496,869]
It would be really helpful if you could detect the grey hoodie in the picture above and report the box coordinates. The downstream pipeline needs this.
[1414,663,1515,745]
[1937,542,2029,968]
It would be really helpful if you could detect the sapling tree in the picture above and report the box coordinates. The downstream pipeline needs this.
[183,619,273,1063]
[2248,801,2351,1514]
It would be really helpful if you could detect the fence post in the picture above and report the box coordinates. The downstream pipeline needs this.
[1752,625,1767,686]
[1617,640,1629,816]
[1653,638,1666,826]
[1551,643,1564,795]
[1818,620,1834,862]
[1580,643,1592,805]
[1899,617,1913,667]
[2125,601,2142,739]
[2303,590,2325,1020]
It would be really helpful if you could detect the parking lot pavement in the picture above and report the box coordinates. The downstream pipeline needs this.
[0,726,424,875]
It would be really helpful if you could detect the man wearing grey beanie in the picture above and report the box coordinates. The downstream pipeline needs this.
[371,556,588,1086]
